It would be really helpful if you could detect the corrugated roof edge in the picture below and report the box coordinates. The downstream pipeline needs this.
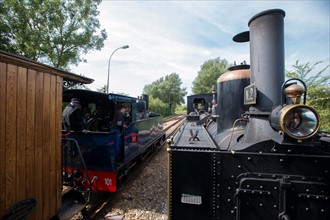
[0,50,94,84]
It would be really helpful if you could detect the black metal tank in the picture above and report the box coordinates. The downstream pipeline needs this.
[216,65,250,133]
[208,64,250,149]
[209,64,250,148]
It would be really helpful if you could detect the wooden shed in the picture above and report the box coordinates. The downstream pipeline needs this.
[0,50,93,219]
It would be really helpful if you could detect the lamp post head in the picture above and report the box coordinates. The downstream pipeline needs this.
[121,45,129,49]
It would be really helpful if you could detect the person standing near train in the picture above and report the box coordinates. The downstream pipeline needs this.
[62,98,85,131]
[111,103,130,162]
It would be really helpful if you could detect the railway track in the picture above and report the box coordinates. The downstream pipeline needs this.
[85,115,185,219]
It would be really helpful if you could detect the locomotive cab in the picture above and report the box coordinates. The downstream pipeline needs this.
[186,94,214,124]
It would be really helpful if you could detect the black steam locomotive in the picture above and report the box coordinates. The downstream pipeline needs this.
[167,9,330,220]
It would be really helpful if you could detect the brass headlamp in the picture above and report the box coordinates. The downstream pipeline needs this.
[269,79,320,140]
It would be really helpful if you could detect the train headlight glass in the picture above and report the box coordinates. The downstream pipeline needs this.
[270,105,320,140]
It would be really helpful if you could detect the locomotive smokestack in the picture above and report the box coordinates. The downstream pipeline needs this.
[249,9,285,111]
[241,9,286,144]
[142,94,149,110]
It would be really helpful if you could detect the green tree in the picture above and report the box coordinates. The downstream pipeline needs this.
[285,60,330,131]
[148,96,170,117]
[97,85,107,93]
[0,1,16,54]
[0,0,107,70]
[63,83,90,90]
[63,77,90,90]
[286,61,330,88]
[142,84,153,96]
[143,73,187,115]
[192,57,229,94]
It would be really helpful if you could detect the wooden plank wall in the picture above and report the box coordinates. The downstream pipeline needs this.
[0,61,63,219]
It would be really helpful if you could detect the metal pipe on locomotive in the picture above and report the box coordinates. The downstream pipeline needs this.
[168,9,330,220]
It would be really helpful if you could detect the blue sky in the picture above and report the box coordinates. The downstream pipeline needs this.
[72,0,330,98]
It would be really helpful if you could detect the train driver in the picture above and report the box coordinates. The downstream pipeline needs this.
[62,98,85,131]
[111,103,130,162]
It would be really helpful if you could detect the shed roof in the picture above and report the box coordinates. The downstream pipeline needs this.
[0,50,94,84]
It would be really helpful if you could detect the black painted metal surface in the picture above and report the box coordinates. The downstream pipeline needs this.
[169,136,330,220]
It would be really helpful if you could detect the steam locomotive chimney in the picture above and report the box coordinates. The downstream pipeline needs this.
[142,94,149,110]
[242,9,286,144]
[249,9,285,111]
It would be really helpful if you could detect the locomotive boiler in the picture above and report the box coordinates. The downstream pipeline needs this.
[168,9,330,220]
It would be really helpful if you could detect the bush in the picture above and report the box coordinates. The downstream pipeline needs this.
[148,96,171,117]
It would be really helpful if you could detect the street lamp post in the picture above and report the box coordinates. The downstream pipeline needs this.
[107,45,129,93]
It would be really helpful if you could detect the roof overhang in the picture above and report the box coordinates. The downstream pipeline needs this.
[0,50,94,84]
